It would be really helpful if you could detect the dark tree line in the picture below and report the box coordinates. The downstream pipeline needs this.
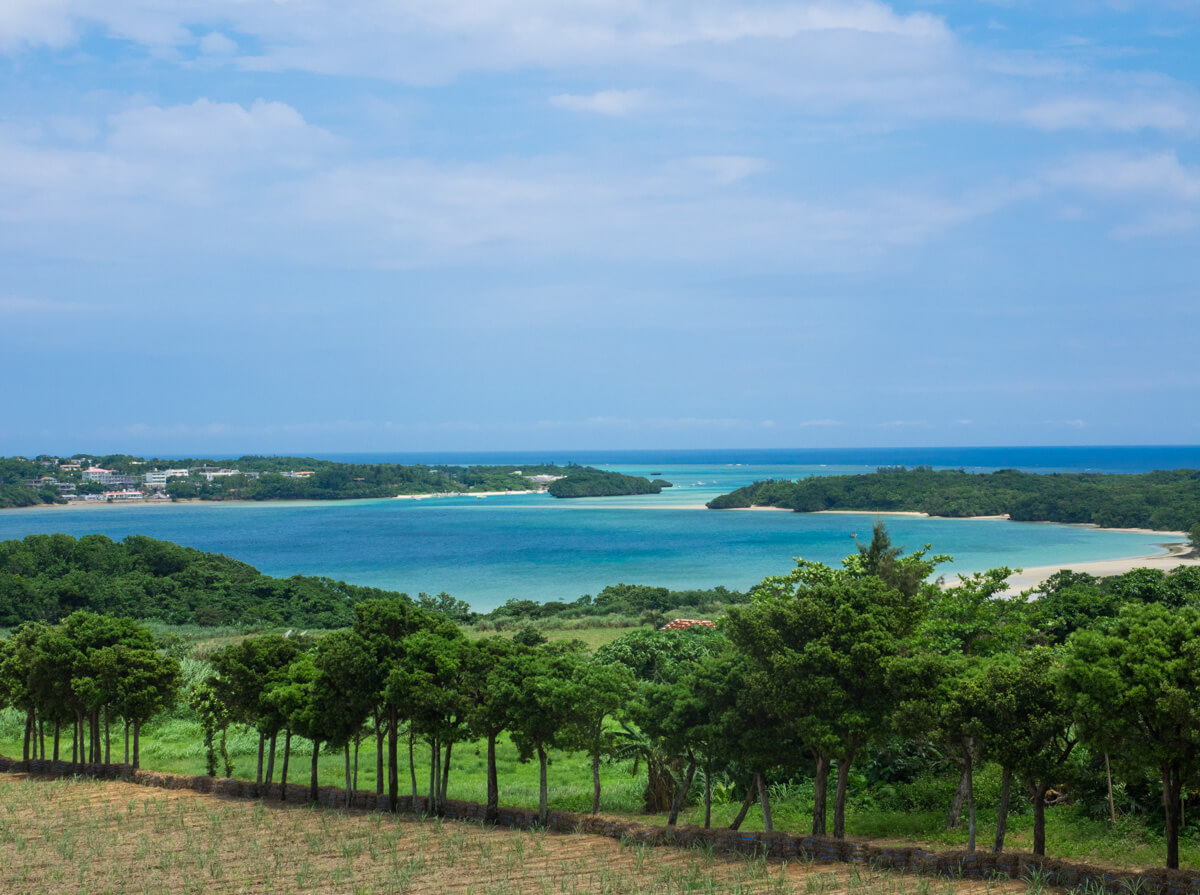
[707,466,1200,531]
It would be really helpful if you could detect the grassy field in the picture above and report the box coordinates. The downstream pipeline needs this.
[0,773,1032,895]
[3,623,1197,875]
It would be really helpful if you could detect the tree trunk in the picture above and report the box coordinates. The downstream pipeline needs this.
[729,784,755,830]
[256,732,265,784]
[1105,753,1117,824]
[993,766,1012,853]
[592,750,602,815]
[266,731,277,784]
[352,736,360,804]
[23,712,31,762]
[757,772,774,833]
[387,706,398,812]
[345,742,353,808]
[103,713,110,765]
[440,741,452,804]
[1164,762,1183,870]
[667,759,697,827]
[486,732,500,823]
[704,762,712,829]
[39,717,45,760]
[1032,782,1049,857]
[408,727,417,801]
[280,729,291,801]
[966,748,977,853]
[71,718,77,763]
[133,721,140,770]
[309,740,320,803]
[537,744,549,826]
[428,739,438,814]
[812,754,831,836]
[376,726,384,796]
[53,722,60,762]
[833,753,855,839]
[947,761,969,829]
[124,721,129,765]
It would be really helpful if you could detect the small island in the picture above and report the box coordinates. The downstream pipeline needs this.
[546,467,672,498]
[706,465,1200,532]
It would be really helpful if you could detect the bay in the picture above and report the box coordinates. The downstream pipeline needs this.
[0,453,1181,611]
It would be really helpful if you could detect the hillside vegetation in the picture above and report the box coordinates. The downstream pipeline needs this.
[707,466,1200,531]
[0,533,404,628]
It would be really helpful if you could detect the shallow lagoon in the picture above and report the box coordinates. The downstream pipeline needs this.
[0,463,1174,611]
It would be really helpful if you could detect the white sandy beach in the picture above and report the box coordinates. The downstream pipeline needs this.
[998,544,1197,594]
[392,490,542,500]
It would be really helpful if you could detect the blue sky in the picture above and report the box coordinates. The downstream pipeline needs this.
[1,1,1198,454]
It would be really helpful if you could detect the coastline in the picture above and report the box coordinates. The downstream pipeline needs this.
[997,542,1197,594]
[5,497,1192,591]
[3,490,547,512]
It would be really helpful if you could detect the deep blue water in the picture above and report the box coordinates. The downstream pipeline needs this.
[0,447,1187,611]
[312,445,1200,474]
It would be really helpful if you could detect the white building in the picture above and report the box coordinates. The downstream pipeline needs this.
[144,469,190,488]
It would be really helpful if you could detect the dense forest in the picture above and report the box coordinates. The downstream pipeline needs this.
[546,467,672,497]
[707,466,1200,531]
[5,526,1200,870]
[0,533,411,628]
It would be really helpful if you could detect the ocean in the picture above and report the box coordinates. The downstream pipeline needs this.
[0,447,1189,611]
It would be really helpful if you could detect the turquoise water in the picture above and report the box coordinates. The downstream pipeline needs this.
[0,462,1176,611]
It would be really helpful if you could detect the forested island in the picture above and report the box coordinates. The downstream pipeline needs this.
[545,467,672,498]
[707,466,1200,532]
[0,455,666,507]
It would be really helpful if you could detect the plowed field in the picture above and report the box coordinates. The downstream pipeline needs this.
[0,774,1028,894]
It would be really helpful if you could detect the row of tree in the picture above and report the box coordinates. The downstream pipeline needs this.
[2,525,1199,870]
[706,465,1200,531]
[0,613,180,767]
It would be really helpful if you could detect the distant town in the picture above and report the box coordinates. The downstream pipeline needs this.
[17,456,316,504]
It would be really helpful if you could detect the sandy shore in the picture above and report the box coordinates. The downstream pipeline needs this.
[392,490,542,500]
[997,543,1196,593]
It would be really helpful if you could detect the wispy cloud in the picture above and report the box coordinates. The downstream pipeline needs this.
[0,295,98,314]
[549,89,646,116]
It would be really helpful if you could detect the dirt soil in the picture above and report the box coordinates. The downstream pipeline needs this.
[0,773,1029,895]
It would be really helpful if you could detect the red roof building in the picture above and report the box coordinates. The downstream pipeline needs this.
[658,618,717,632]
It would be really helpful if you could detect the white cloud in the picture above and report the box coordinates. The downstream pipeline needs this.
[685,156,767,185]
[2,1,1197,137]
[1047,151,1200,200]
[1022,96,1199,133]
[549,89,646,116]
[198,31,237,56]
[108,99,335,162]
[0,0,76,50]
